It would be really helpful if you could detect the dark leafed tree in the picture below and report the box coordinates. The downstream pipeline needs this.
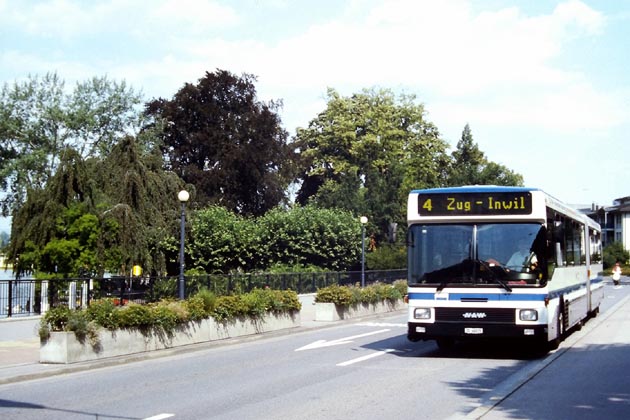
[448,124,523,187]
[145,69,296,217]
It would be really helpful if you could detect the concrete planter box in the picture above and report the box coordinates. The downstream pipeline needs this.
[315,299,404,321]
[40,311,300,364]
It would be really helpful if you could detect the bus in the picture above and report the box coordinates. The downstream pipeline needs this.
[405,186,603,351]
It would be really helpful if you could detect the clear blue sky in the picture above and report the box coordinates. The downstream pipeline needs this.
[1,0,629,233]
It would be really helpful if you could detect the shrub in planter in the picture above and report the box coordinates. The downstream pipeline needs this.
[315,284,353,306]
[39,306,99,345]
[39,289,302,339]
[315,281,407,307]
[86,298,119,329]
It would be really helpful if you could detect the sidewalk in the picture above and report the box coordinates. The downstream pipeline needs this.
[0,293,348,385]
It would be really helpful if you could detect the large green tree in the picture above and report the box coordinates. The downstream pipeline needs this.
[145,69,297,217]
[0,73,143,219]
[295,88,450,241]
[448,124,523,186]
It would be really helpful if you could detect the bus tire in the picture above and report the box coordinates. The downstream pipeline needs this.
[548,310,564,351]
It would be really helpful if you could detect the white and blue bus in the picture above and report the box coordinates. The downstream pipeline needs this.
[406,186,603,351]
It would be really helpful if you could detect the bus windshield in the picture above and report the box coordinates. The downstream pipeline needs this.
[407,223,547,288]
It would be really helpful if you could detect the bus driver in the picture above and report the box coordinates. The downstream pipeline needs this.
[506,238,538,271]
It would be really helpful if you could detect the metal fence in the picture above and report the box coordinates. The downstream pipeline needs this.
[0,269,407,318]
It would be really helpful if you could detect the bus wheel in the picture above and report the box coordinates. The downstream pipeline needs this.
[548,312,564,351]
[436,338,455,351]
[590,306,600,318]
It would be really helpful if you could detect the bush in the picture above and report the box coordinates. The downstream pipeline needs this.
[212,295,248,321]
[39,306,98,345]
[315,281,407,307]
[186,296,208,321]
[150,301,184,333]
[315,284,353,306]
[366,244,406,270]
[195,288,217,313]
[116,303,153,329]
[603,242,630,269]
[86,298,119,329]
[39,288,301,337]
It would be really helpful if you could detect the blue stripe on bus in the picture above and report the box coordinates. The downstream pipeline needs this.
[408,279,604,302]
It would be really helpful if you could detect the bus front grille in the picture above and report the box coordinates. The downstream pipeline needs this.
[435,307,515,323]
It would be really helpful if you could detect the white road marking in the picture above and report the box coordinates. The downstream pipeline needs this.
[295,329,391,351]
[144,414,175,420]
[336,349,397,366]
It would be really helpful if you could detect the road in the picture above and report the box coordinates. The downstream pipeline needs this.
[1,283,629,420]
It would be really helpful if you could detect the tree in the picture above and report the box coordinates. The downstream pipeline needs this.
[295,88,450,242]
[448,124,523,186]
[94,136,185,275]
[7,148,97,276]
[7,135,186,277]
[145,69,297,217]
[603,242,629,269]
[0,73,143,219]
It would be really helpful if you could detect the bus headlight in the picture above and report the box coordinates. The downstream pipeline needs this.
[519,309,538,321]
[414,308,431,320]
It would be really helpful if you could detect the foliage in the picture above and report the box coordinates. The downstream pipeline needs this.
[145,69,297,217]
[314,284,353,306]
[603,242,630,269]
[116,303,153,329]
[294,88,449,244]
[366,244,406,270]
[39,306,98,344]
[189,204,362,273]
[189,206,256,273]
[0,73,143,219]
[94,135,184,275]
[85,298,119,329]
[8,135,185,277]
[39,289,301,338]
[447,124,523,187]
[194,288,217,313]
[315,281,407,307]
[257,205,361,271]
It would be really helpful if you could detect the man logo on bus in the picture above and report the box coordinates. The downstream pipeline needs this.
[462,312,487,319]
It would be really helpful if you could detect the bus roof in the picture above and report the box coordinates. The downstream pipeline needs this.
[410,185,541,194]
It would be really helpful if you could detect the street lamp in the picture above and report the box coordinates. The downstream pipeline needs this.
[178,190,190,300]
[360,216,368,288]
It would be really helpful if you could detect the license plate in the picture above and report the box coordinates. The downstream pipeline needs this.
[464,327,483,334]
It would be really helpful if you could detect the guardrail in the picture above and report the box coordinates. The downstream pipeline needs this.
[0,269,407,318]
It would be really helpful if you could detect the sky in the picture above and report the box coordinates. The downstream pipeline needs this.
[1,0,630,233]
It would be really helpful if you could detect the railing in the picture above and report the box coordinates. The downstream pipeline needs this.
[0,269,407,318]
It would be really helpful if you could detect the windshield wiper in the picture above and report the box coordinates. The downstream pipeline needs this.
[436,281,449,292]
[476,259,512,292]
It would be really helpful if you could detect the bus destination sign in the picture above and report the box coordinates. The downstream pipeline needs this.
[418,192,533,216]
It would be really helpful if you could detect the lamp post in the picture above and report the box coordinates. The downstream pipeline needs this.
[178,190,189,300]
[360,216,368,288]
